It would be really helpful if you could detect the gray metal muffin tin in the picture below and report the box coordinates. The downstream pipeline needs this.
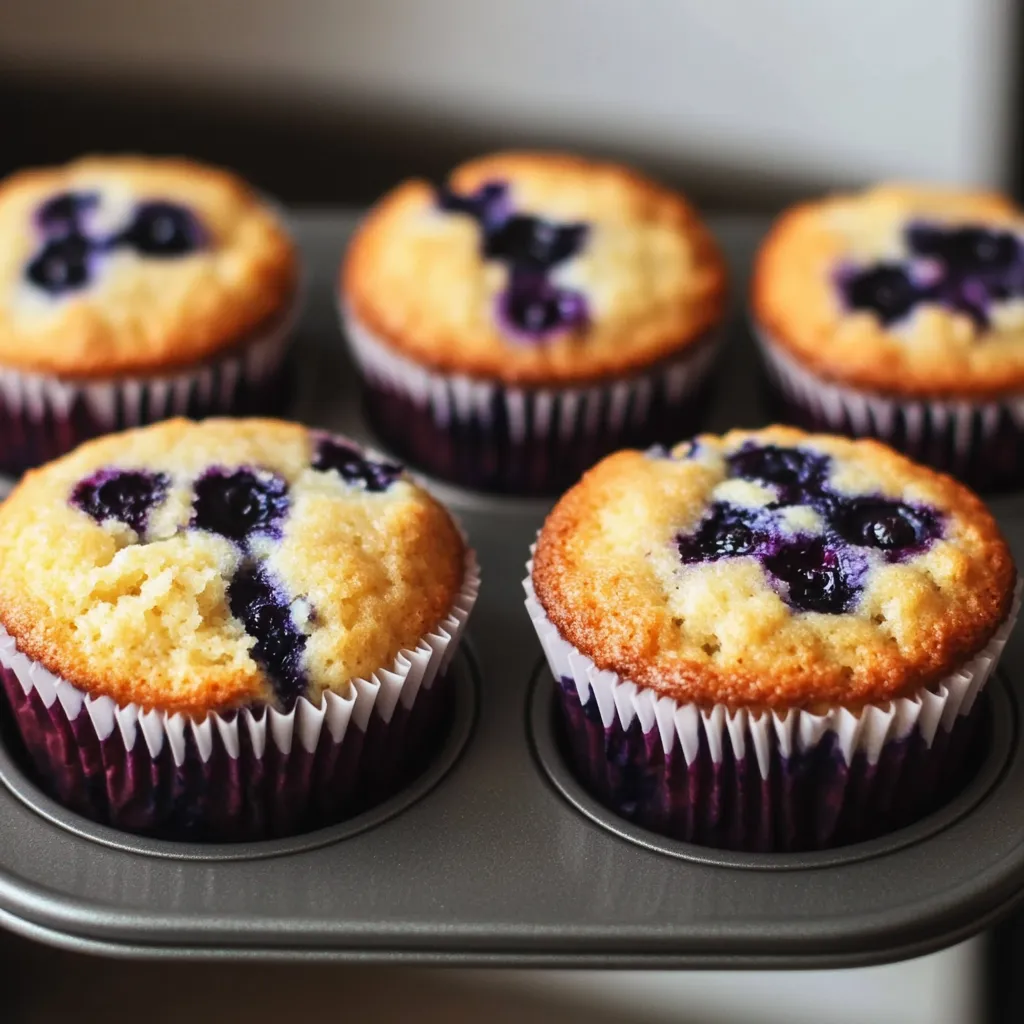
[1,213,1024,968]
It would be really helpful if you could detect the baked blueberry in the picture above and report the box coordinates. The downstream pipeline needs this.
[70,468,170,536]
[437,181,510,227]
[312,437,402,492]
[192,467,289,544]
[831,497,940,554]
[841,264,921,325]
[36,191,98,236]
[120,201,204,257]
[677,503,767,563]
[483,215,587,270]
[726,443,830,498]
[25,235,92,295]
[906,222,1020,273]
[499,271,588,338]
[765,539,861,615]
[227,563,307,709]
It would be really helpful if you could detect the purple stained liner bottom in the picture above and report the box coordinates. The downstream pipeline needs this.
[363,375,716,497]
[554,676,985,853]
[767,387,1024,494]
[0,665,453,842]
[0,312,297,476]
[755,326,1024,493]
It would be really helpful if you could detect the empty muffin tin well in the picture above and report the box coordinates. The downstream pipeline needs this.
[1,213,1024,968]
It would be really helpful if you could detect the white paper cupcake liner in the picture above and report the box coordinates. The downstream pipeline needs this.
[525,553,1020,850]
[342,306,723,494]
[0,546,480,841]
[0,296,300,474]
[755,324,1024,488]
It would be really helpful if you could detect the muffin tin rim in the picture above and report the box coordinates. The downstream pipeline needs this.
[528,660,1016,870]
[0,646,480,862]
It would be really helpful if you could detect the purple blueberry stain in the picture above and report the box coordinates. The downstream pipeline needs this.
[26,234,93,296]
[36,191,99,237]
[677,503,773,563]
[831,496,941,560]
[764,539,866,616]
[312,437,402,493]
[228,562,308,710]
[675,444,944,614]
[191,467,289,545]
[726,443,831,503]
[115,201,205,257]
[498,270,589,338]
[25,191,206,297]
[837,220,1024,330]
[70,468,170,537]
[436,178,589,340]
[483,215,588,271]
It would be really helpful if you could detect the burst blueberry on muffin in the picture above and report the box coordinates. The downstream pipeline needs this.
[0,418,478,840]
[526,426,1018,851]
[0,156,299,472]
[753,184,1024,489]
[342,151,727,494]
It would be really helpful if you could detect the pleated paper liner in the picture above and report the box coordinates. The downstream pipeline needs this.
[756,324,1024,492]
[525,563,1021,853]
[343,308,722,496]
[0,294,300,476]
[0,549,479,842]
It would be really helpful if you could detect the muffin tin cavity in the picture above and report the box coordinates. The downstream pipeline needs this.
[837,221,1024,328]
[70,468,170,537]
[672,442,943,614]
[0,646,479,860]
[436,180,590,339]
[530,663,1014,869]
[26,191,205,297]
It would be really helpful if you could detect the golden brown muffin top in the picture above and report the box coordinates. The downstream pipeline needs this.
[344,151,727,386]
[0,419,467,715]
[753,184,1024,398]
[533,426,1015,710]
[0,156,298,378]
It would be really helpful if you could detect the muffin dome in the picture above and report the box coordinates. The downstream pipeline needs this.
[0,418,466,714]
[344,151,726,385]
[753,184,1024,397]
[531,426,1016,709]
[0,156,297,377]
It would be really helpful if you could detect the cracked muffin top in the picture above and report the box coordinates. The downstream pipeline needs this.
[0,156,297,377]
[753,184,1024,397]
[344,151,727,385]
[532,426,1016,709]
[0,418,467,714]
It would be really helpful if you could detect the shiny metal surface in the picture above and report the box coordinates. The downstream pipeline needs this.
[0,213,1022,966]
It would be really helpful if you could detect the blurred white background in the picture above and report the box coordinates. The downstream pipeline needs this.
[0,0,1019,193]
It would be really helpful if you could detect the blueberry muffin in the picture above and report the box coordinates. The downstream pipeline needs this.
[526,426,1018,851]
[343,151,727,494]
[0,156,299,472]
[0,418,478,840]
[753,184,1024,489]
